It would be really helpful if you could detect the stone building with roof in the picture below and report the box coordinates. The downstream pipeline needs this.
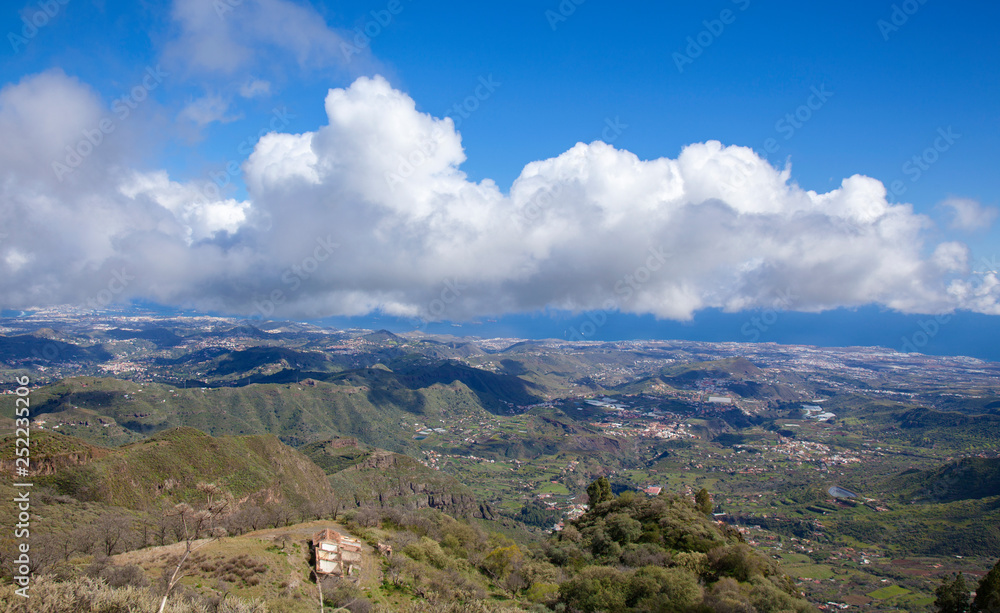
[312,528,362,578]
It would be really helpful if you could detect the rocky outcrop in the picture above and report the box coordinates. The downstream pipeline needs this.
[0,432,110,477]
[0,448,108,476]
[331,451,495,519]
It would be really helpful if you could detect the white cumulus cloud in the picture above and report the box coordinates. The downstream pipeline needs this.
[1,73,998,322]
[941,197,998,231]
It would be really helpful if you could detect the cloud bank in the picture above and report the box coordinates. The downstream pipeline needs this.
[1,73,998,321]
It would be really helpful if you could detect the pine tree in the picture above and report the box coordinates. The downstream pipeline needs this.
[936,572,971,613]
[972,559,1000,613]
[696,488,713,516]
[586,477,613,505]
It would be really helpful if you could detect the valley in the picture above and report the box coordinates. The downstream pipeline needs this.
[2,308,1000,611]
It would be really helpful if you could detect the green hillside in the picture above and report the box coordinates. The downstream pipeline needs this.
[612,357,799,404]
[298,437,372,474]
[661,357,765,381]
[31,427,333,511]
[0,429,111,474]
[301,437,495,519]
[0,427,340,593]
[893,408,1000,448]
[6,374,497,450]
[894,456,1000,502]
[0,478,818,612]
[0,332,111,364]
[203,346,345,377]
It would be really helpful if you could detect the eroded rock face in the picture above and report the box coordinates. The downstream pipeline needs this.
[327,437,359,449]
[0,448,109,476]
[335,451,495,519]
[349,450,399,471]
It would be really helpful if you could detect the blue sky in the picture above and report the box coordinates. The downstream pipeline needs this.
[2,0,999,358]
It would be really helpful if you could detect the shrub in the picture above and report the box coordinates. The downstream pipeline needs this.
[606,513,643,545]
[559,566,630,612]
[707,544,771,582]
[481,545,523,583]
[525,581,560,605]
[0,575,267,613]
[703,577,755,613]
[320,575,363,608]
[748,576,814,613]
[629,566,703,611]
[671,551,709,577]
[621,543,671,569]
[99,564,150,589]
[403,536,451,570]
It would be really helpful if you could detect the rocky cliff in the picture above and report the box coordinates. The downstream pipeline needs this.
[326,449,495,519]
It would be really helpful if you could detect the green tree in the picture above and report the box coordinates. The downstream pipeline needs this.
[629,566,703,611]
[695,488,713,516]
[972,559,1000,613]
[560,566,629,612]
[708,543,770,582]
[606,512,643,545]
[936,572,971,613]
[587,477,614,506]
[481,545,523,583]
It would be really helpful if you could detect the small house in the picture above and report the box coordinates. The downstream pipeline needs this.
[312,529,363,578]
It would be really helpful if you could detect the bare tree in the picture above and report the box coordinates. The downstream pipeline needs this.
[326,496,342,521]
[223,503,265,536]
[134,513,154,549]
[153,502,174,546]
[95,511,134,557]
[265,502,292,528]
[157,483,231,613]
[25,532,62,576]
[355,506,381,528]
[385,555,407,587]
[54,526,92,561]
[168,511,187,543]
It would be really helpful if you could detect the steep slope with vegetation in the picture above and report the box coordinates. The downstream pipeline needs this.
[29,427,334,511]
[302,438,495,519]
[894,457,1000,503]
[1,446,820,613]
[543,480,815,612]
[8,374,499,450]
